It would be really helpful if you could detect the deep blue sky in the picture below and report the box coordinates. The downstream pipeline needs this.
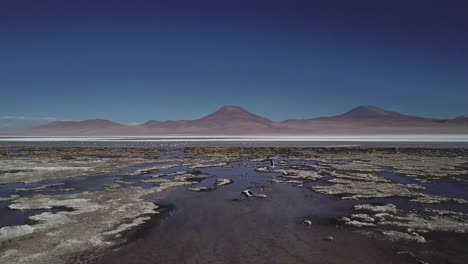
[1,0,467,126]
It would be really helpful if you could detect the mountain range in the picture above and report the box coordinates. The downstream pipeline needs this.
[4,105,468,135]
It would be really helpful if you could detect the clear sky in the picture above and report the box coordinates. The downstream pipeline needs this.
[1,0,467,127]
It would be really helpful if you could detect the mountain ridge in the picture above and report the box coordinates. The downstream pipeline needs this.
[336,105,411,119]
[7,105,468,135]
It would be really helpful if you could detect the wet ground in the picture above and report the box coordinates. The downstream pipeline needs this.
[1,146,468,263]
[96,163,412,264]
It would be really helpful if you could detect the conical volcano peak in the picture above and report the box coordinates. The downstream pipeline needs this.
[215,105,249,113]
[198,105,272,124]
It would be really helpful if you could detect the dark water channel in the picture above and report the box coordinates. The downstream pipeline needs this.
[95,161,413,264]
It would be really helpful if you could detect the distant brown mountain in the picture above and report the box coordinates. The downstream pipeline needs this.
[334,105,433,121]
[140,106,275,134]
[9,105,468,135]
[278,105,467,134]
[30,119,142,135]
[36,119,124,129]
[197,105,272,125]
[141,120,163,128]
[451,116,468,122]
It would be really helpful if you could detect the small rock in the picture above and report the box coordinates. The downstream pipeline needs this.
[216,178,233,186]
[324,236,334,241]
[241,190,253,197]
[382,230,427,243]
[255,167,269,173]
[115,179,132,185]
[304,220,312,225]
[187,187,211,192]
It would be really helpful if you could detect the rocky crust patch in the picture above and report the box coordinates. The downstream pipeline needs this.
[187,178,233,192]
[340,203,468,244]
[0,147,165,184]
[0,187,162,264]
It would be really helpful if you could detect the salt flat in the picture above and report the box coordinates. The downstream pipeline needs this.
[1,134,468,142]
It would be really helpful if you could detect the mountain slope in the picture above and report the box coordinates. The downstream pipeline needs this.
[278,105,467,134]
[11,105,468,135]
[197,105,272,125]
[193,105,273,130]
[28,119,144,135]
[141,106,275,133]
[336,105,416,119]
[36,119,124,129]
[141,120,163,128]
[451,116,468,122]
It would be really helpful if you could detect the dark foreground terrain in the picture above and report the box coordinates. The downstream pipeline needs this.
[1,146,468,264]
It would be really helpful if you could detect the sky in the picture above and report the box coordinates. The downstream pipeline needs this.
[1,0,467,128]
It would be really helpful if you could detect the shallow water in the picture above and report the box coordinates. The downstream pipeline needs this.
[424,181,468,200]
[380,171,468,200]
[95,162,413,264]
